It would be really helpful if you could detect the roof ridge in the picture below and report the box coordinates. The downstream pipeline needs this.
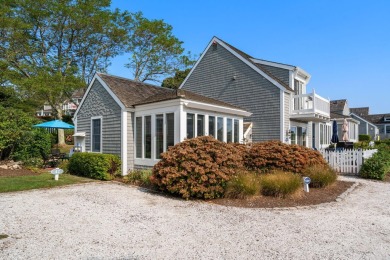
[96,72,164,90]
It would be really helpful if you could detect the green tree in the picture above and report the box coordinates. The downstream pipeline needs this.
[125,14,194,82]
[0,106,38,160]
[161,68,191,89]
[0,0,130,144]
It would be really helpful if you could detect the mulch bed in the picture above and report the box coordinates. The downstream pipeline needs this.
[0,168,41,177]
[209,181,354,208]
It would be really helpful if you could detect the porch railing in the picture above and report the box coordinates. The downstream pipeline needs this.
[291,90,330,118]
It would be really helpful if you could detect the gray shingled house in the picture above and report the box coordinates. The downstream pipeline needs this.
[180,37,331,149]
[73,73,251,175]
[350,107,379,140]
[329,99,360,142]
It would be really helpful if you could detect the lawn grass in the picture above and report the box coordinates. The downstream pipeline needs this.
[0,173,95,193]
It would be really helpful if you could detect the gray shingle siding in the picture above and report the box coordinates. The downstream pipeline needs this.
[284,92,290,140]
[76,80,122,155]
[260,64,290,87]
[182,43,281,142]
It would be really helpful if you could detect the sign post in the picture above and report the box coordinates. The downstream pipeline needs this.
[50,168,64,181]
[303,177,311,193]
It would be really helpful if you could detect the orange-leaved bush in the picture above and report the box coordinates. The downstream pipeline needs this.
[245,141,327,174]
[151,136,243,199]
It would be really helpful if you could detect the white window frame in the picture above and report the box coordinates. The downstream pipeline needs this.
[386,125,390,134]
[91,116,103,153]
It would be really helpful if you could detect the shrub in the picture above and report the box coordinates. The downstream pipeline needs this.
[151,136,243,199]
[12,128,51,162]
[68,153,121,180]
[260,171,302,198]
[23,157,44,168]
[245,141,328,174]
[0,106,39,160]
[302,164,337,188]
[359,148,390,180]
[126,169,153,187]
[224,170,261,199]
[359,134,371,142]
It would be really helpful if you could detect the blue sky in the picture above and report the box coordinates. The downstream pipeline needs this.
[109,0,389,114]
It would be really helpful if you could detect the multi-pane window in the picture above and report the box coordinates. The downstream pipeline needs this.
[217,117,223,141]
[234,119,239,143]
[187,113,195,139]
[209,116,215,138]
[155,114,164,159]
[136,117,142,158]
[166,113,175,150]
[136,113,175,160]
[227,118,232,143]
[92,118,101,152]
[144,116,151,159]
[197,114,205,136]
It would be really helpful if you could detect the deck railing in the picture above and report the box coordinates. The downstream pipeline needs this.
[292,90,330,117]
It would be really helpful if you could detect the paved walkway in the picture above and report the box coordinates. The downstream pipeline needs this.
[1,176,389,259]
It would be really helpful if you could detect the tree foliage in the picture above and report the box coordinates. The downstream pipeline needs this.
[161,68,191,89]
[0,0,130,144]
[0,106,38,159]
[125,15,194,83]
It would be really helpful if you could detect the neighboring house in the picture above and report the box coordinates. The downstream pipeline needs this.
[73,73,251,174]
[180,36,331,149]
[366,113,390,140]
[350,107,379,140]
[330,99,360,142]
[36,89,85,117]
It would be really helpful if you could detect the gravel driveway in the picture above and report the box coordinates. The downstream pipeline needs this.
[1,176,390,259]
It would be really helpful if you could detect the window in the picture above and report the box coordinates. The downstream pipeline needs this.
[197,114,205,136]
[166,113,175,150]
[217,117,223,141]
[144,116,151,159]
[234,119,239,143]
[209,116,215,138]
[386,125,390,134]
[227,118,232,143]
[136,117,142,158]
[384,117,390,122]
[155,114,164,159]
[92,118,101,152]
[290,127,297,145]
[187,113,195,139]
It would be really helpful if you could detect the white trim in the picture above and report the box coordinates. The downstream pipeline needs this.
[183,100,252,117]
[121,110,128,175]
[280,90,284,142]
[250,58,295,70]
[74,73,126,118]
[179,37,289,92]
[350,113,378,129]
[91,116,103,153]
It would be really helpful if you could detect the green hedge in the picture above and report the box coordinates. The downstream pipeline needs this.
[68,153,121,180]
[358,134,371,142]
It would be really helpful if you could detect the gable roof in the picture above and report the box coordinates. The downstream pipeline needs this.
[135,89,245,110]
[180,36,298,92]
[365,114,390,124]
[350,107,369,117]
[74,72,249,118]
[97,73,171,108]
[330,99,347,113]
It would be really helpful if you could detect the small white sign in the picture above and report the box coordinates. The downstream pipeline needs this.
[303,177,311,185]
[50,168,64,181]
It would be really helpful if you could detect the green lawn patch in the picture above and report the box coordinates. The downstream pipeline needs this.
[0,173,95,193]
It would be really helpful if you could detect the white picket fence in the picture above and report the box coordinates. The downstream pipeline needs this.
[319,149,377,174]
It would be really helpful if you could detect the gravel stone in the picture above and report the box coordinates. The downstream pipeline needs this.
[0,176,389,259]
